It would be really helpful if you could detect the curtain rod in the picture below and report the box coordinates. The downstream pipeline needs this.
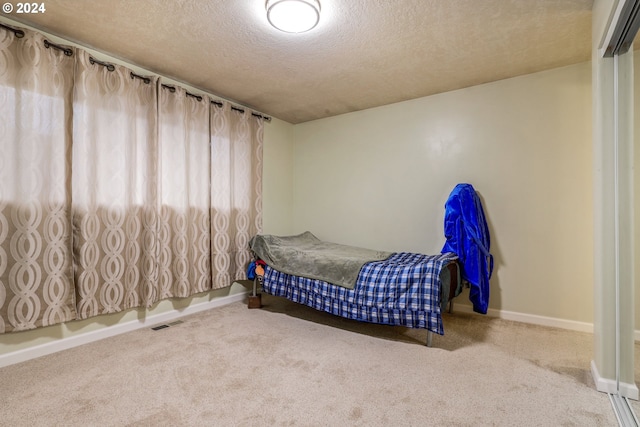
[208,101,271,121]
[89,56,115,72]
[160,84,203,102]
[44,39,73,57]
[130,72,151,84]
[0,22,24,38]
[160,83,176,93]
[1,20,272,122]
[186,92,202,101]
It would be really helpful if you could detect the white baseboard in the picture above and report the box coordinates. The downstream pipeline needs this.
[0,291,248,369]
[453,303,640,341]
[591,360,640,400]
[451,303,594,334]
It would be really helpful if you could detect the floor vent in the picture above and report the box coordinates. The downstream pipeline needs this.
[151,320,184,331]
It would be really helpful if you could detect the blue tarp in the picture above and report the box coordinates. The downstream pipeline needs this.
[441,183,493,314]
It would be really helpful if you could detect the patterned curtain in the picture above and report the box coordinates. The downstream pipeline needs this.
[0,29,77,332]
[158,83,212,298]
[0,24,264,333]
[210,104,263,288]
[72,50,159,319]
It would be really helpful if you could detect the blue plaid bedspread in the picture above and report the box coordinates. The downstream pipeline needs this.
[262,251,458,335]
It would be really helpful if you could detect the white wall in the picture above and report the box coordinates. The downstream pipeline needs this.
[291,62,594,324]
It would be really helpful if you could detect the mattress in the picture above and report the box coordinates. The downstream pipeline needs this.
[261,251,459,335]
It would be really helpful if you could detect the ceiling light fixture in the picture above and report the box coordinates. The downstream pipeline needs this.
[266,0,321,33]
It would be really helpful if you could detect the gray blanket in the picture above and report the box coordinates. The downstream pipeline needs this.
[249,232,392,289]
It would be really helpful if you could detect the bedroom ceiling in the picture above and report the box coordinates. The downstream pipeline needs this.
[1,0,598,123]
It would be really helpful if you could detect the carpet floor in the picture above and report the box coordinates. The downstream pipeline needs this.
[0,294,624,426]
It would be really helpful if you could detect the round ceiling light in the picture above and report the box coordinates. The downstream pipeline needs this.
[266,0,321,33]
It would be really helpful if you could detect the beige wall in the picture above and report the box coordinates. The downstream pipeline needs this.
[291,62,594,323]
[263,118,295,236]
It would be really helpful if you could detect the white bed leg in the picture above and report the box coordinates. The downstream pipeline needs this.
[426,331,433,347]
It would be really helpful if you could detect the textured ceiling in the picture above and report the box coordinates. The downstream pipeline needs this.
[1,0,596,123]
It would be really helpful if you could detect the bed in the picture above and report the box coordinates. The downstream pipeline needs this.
[248,231,461,346]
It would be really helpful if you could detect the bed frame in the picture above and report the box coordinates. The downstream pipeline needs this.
[248,261,460,347]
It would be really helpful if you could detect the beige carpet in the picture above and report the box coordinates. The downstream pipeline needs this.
[0,294,620,426]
